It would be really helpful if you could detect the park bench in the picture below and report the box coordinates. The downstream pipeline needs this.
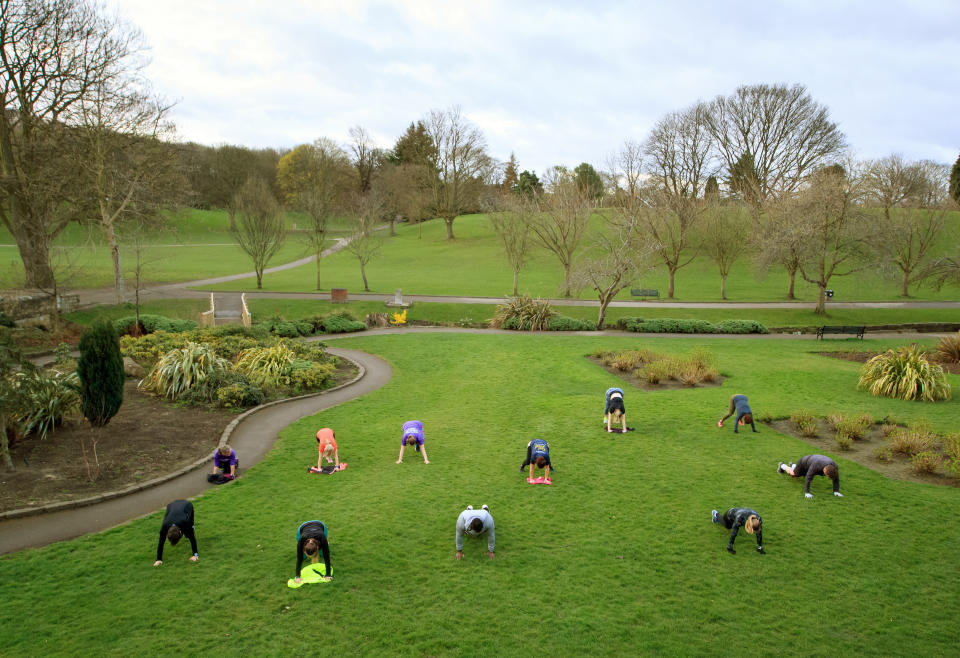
[630,288,659,299]
[816,325,865,339]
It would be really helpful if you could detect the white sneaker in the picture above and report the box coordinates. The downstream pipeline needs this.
[481,504,489,512]
[466,505,473,510]
[777,462,785,474]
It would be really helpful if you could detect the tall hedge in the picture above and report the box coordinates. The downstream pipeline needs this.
[77,319,124,427]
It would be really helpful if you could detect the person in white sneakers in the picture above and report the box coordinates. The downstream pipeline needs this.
[711,507,764,555]
[455,505,495,560]
[778,455,842,498]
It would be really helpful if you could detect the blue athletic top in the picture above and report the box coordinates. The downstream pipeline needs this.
[732,395,755,433]
[530,440,549,459]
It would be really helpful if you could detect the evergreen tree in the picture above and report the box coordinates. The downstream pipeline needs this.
[574,162,604,203]
[950,152,960,205]
[705,175,720,199]
[516,170,543,197]
[77,320,124,427]
[389,121,437,168]
[727,152,760,204]
[503,153,519,192]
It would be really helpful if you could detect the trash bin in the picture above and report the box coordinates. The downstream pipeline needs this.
[331,288,348,303]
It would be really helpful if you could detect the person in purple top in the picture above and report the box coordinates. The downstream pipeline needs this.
[208,445,238,482]
[778,455,842,498]
[397,420,429,464]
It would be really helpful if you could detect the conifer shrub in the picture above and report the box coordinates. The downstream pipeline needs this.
[77,319,125,427]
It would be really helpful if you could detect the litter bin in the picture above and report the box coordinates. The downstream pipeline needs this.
[331,288,348,303]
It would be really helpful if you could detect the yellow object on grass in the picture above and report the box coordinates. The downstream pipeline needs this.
[390,309,407,326]
[286,562,331,588]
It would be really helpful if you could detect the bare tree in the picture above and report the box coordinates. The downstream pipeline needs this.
[277,138,352,289]
[424,106,490,240]
[345,192,384,292]
[486,192,535,296]
[572,212,658,330]
[528,171,593,297]
[700,202,750,300]
[607,139,644,210]
[783,162,874,314]
[868,157,950,296]
[0,0,146,289]
[232,176,286,289]
[75,70,180,304]
[348,125,378,196]
[640,102,716,298]
[705,83,847,206]
[755,197,805,299]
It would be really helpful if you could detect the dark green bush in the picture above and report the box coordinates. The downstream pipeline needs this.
[321,315,366,334]
[616,317,644,331]
[714,319,768,334]
[0,311,14,328]
[548,315,595,331]
[216,383,265,408]
[77,319,124,427]
[113,314,197,335]
[631,318,716,333]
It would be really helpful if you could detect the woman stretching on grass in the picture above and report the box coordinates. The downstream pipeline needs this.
[604,387,627,433]
[295,520,332,584]
[519,438,554,483]
[397,420,429,464]
[154,499,199,566]
[778,455,842,498]
[711,507,765,555]
[310,428,341,472]
[718,394,757,433]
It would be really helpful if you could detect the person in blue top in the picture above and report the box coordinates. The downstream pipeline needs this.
[397,420,429,464]
[604,387,626,433]
[519,438,555,484]
[718,394,757,433]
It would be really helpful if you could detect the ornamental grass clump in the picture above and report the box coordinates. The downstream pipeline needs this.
[910,451,942,475]
[943,434,960,481]
[790,410,818,437]
[857,345,951,402]
[490,296,554,331]
[934,332,960,364]
[11,369,81,439]
[234,344,297,387]
[888,421,936,457]
[141,342,229,400]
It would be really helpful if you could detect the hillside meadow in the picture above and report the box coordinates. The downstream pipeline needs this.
[1,333,957,656]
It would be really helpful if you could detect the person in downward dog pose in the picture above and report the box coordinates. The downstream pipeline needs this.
[519,438,554,484]
[154,499,199,566]
[711,507,765,555]
[604,387,627,433]
[455,505,495,560]
[309,428,344,473]
[295,520,332,584]
[778,455,843,498]
[397,420,430,464]
[718,394,758,433]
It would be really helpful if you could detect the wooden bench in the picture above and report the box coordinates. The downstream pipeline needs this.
[630,288,659,299]
[816,325,865,339]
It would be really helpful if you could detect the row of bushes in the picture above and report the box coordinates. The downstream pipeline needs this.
[114,312,366,340]
[616,317,768,334]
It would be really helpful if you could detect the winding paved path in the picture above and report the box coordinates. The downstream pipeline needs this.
[0,347,391,556]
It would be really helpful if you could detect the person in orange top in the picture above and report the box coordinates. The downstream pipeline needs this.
[315,428,339,470]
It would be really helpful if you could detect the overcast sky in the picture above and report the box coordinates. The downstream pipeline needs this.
[112,0,959,175]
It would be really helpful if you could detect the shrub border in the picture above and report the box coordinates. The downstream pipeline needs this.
[0,353,366,521]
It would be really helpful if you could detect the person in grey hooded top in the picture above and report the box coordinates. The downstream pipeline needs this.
[455,505,495,559]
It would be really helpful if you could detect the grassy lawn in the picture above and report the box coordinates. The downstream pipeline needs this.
[198,212,960,302]
[1,334,957,655]
[0,208,354,288]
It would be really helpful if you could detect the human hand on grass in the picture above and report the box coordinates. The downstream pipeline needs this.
[153,560,162,567]
[190,555,199,562]
[396,459,402,464]
[323,576,333,582]
[486,552,495,560]
[455,551,464,560]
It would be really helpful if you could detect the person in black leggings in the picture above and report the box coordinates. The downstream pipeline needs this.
[778,455,842,498]
[711,507,765,554]
[295,520,332,584]
[154,499,198,566]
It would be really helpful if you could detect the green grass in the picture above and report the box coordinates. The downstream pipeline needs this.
[1,334,958,655]
[0,208,353,288]
[198,211,960,302]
